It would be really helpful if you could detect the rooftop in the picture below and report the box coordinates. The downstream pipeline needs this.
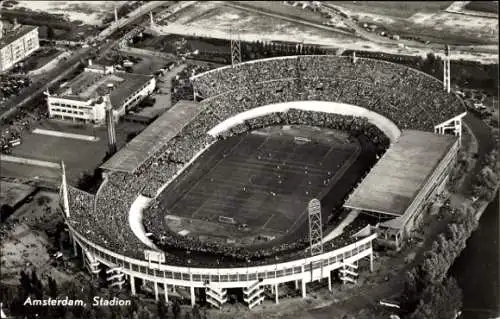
[0,25,37,49]
[100,100,202,173]
[344,130,458,217]
[55,67,152,109]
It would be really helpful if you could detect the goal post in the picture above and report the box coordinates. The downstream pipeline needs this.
[219,216,236,224]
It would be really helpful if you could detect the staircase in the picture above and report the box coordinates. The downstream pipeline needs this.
[339,261,358,284]
[84,250,100,275]
[243,280,265,310]
[205,285,227,309]
[106,267,125,289]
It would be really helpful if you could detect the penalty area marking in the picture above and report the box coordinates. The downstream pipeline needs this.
[33,128,99,142]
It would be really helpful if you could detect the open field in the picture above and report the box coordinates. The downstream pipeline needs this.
[148,125,367,246]
[331,2,498,45]
[331,1,452,18]
[163,1,354,42]
[1,119,145,185]
[0,191,73,286]
[158,1,498,63]
[9,1,127,26]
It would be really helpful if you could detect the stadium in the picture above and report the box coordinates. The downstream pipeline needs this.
[62,55,466,310]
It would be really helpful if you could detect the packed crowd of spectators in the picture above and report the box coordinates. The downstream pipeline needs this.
[171,64,214,105]
[68,106,387,267]
[191,55,464,132]
[66,54,462,268]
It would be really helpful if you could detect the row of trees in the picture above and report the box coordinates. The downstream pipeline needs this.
[0,270,207,319]
[344,50,499,96]
[472,150,499,201]
[400,205,479,318]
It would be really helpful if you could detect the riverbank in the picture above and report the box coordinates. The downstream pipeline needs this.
[451,191,499,319]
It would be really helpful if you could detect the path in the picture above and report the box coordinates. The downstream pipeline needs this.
[32,129,99,142]
[0,155,60,169]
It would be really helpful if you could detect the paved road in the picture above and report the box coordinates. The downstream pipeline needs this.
[0,2,172,121]
[0,48,89,120]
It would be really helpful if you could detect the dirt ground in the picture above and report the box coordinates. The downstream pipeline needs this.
[0,181,36,207]
[157,1,498,64]
[0,190,73,286]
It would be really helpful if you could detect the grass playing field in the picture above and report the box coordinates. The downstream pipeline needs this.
[148,125,374,245]
[2,119,145,185]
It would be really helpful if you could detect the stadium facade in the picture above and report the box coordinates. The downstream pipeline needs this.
[62,55,466,309]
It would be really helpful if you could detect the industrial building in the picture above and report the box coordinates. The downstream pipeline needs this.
[47,60,156,124]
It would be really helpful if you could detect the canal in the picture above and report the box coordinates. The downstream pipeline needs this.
[450,192,499,319]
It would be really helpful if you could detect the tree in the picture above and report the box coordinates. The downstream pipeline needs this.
[191,304,201,319]
[19,271,32,297]
[172,301,181,319]
[47,26,55,39]
[157,300,168,319]
[48,277,58,298]
[410,277,462,319]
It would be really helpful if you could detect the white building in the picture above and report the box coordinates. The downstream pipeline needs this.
[47,61,156,124]
[0,22,40,72]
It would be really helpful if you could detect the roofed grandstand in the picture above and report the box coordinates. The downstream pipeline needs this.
[100,100,201,173]
[345,130,459,217]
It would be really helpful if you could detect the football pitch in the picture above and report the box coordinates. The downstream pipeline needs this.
[150,125,372,243]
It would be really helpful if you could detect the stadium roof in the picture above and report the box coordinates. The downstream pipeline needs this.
[55,69,152,110]
[100,100,202,173]
[344,130,457,218]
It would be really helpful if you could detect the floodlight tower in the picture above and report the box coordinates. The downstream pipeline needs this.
[443,45,451,93]
[0,13,3,40]
[149,11,155,28]
[230,29,242,66]
[105,84,117,155]
[308,198,323,256]
[114,6,119,24]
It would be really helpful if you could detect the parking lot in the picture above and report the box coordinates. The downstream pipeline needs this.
[0,75,32,110]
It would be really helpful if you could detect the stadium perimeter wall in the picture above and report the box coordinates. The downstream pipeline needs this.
[207,101,402,142]
[70,222,375,290]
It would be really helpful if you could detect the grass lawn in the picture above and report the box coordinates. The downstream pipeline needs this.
[4,119,145,185]
[331,1,453,18]
[465,1,498,14]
